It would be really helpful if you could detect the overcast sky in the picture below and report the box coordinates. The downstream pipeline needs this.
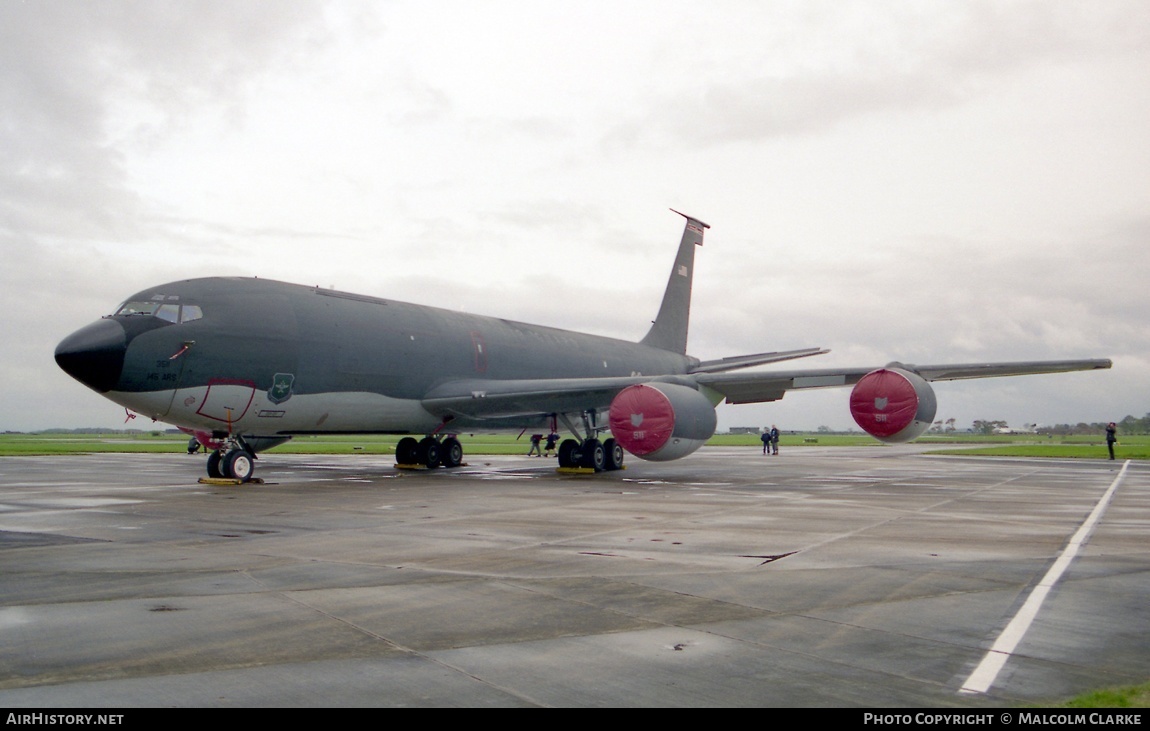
[3,0,1147,433]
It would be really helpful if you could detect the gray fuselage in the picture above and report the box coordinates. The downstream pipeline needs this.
[56,277,695,436]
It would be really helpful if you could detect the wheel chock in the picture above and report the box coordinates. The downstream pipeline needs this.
[557,465,626,474]
[395,462,469,470]
[198,477,264,485]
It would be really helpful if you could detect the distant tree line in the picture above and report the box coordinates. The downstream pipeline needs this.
[971,420,1009,435]
[1036,412,1149,436]
[20,428,185,435]
[928,418,959,433]
[942,413,1149,436]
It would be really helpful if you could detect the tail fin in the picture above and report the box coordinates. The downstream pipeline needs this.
[640,209,709,354]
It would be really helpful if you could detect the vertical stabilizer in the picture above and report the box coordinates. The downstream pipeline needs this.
[640,209,709,354]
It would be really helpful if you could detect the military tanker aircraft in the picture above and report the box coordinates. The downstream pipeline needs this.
[55,210,1111,481]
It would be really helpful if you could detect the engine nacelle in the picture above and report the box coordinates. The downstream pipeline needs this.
[609,382,718,461]
[849,367,937,443]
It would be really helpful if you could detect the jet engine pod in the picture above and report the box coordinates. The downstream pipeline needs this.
[608,382,717,461]
[849,367,937,443]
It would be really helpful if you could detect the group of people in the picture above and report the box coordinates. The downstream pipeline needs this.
[527,432,560,457]
[761,425,779,455]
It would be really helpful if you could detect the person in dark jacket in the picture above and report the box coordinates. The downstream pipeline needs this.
[1106,422,1118,460]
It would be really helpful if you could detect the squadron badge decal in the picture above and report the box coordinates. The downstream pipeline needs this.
[268,373,295,405]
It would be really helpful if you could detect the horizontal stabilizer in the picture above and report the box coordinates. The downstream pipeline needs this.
[689,347,828,374]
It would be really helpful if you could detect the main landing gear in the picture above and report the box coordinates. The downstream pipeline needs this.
[396,435,464,469]
[556,436,625,471]
[555,410,624,472]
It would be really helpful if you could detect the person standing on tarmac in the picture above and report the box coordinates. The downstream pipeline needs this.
[769,425,780,455]
[528,434,543,457]
[1106,422,1118,460]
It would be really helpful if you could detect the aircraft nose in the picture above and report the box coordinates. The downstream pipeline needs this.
[55,319,127,393]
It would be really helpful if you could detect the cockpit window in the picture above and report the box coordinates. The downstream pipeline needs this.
[155,304,180,323]
[114,301,203,323]
[115,301,162,317]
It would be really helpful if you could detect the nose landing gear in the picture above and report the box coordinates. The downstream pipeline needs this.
[203,436,258,483]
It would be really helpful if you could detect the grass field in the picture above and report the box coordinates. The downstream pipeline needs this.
[3,431,1146,459]
[1056,681,1150,708]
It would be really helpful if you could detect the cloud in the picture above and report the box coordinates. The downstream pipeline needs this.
[3,1,1146,433]
[0,1,327,245]
[608,1,1150,147]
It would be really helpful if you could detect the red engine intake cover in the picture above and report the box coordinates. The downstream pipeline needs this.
[609,384,675,457]
[849,368,921,439]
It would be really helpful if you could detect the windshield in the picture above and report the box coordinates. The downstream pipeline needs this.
[114,301,203,323]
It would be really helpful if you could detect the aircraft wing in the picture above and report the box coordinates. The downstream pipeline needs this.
[891,359,1113,382]
[695,358,1113,405]
[420,375,657,420]
[423,358,1111,417]
[421,358,1111,418]
[420,347,832,420]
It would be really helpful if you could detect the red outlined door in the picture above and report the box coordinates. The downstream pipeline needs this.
[196,378,256,428]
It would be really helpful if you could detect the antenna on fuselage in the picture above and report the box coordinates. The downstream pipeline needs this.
[639,209,709,355]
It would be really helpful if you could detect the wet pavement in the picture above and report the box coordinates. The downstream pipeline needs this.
[0,447,1145,707]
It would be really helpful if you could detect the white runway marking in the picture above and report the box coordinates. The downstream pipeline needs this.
[960,460,1130,695]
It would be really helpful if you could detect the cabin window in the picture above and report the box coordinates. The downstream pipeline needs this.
[471,332,488,373]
